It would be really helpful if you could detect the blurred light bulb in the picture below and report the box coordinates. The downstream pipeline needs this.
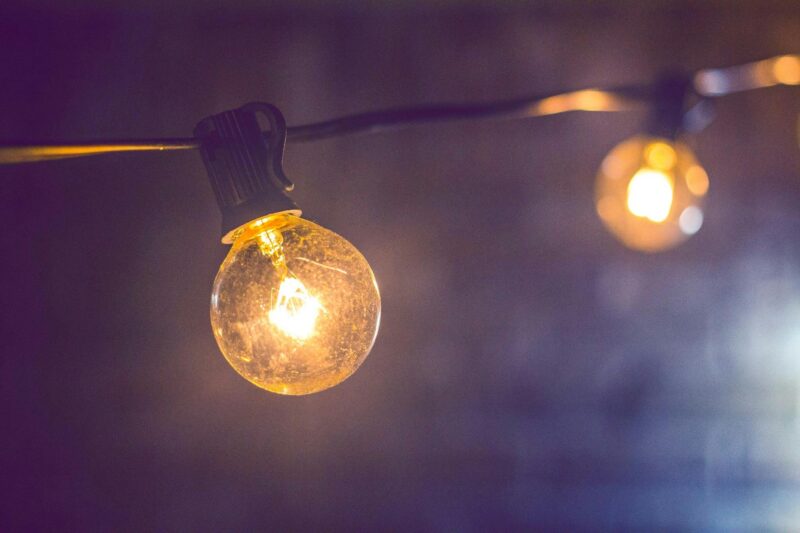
[595,136,708,252]
[211,212,381,395]
[626,168,673,222]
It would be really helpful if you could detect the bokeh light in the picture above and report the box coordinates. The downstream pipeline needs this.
[595,136,709,252]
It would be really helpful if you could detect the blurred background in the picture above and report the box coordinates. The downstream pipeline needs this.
[2,1,800,530]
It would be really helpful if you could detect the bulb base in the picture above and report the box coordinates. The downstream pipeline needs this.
[195,102,299,241]
[647,73,695,140]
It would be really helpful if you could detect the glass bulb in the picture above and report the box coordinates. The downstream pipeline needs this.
[595,136,709,252]
[210,213,381,395]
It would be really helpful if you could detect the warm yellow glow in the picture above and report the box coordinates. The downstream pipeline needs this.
[626,168,674,223]
[595,136,707,252]
[533,89,627,116]
[644,142,677,170]
[0,142,196,164]
[211,213,381,395]
[257,228,283,255]
[753,55,800,86]
[685,164,709,196]
[268,277,322,341]
[772,55,800,85]
[596,195,617,222]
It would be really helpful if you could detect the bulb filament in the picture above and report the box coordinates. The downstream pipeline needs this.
[269,277,322,341]
[254,227,322,341]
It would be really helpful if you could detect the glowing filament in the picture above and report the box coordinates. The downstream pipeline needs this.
[626,168,674,223]
[269,277,322,341]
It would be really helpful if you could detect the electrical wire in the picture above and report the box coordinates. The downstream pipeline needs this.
[285,86,649,142]
[694,54,800,96]
[0,54,797,165]
[0,139,199,164]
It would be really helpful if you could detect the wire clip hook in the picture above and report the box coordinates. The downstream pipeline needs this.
[195,102,300,242]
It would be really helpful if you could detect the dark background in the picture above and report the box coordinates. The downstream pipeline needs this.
[2,1,800,530]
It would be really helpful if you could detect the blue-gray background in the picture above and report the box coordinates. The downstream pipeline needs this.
[1,1,800,530]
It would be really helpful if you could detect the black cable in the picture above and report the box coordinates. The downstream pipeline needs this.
[285,84,650,142]
[0,85,649,164]
[0,53,796,164]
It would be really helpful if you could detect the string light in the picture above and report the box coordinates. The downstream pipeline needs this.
[0,54,797,394]
[211,213,380,395]
[595,137,708,252]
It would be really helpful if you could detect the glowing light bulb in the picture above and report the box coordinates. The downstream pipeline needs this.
[626,168,674,222]
[210,212,381,395]
[595,136,709,252]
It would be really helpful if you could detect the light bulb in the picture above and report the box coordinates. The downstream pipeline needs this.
[210,212,381,395]
[595,136,709,252]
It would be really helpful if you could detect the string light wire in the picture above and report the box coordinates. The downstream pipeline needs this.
[0,53,797,165]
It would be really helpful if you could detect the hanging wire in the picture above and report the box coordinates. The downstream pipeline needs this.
[694,54,800,96]
[284,86,649,142]
[0,53,797,165]
[0,87,648,164]
[0,139,199,164]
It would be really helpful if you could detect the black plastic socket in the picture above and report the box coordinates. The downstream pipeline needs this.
[195,102,299,242]
[647,73,696,140]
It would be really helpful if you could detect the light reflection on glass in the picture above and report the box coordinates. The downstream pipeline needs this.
[679,206,703,235]
[686,165,710,197]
